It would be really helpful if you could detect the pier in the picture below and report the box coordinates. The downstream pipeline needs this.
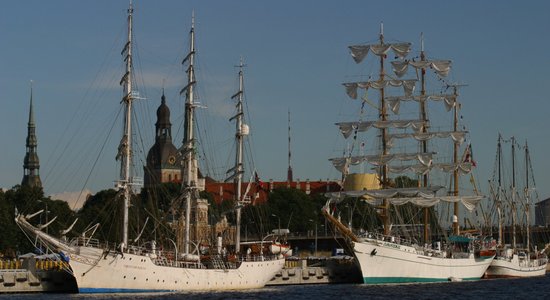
[267,257,361,285]
[0,257,76,293]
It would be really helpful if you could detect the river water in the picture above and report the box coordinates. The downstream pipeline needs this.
[1,275,548,300]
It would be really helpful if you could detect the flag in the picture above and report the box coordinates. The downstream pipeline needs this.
[463,144,477,167]
[254,171,265,190]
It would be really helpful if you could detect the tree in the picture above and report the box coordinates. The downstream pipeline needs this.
[0,185,76,256]
[239,188,323,236]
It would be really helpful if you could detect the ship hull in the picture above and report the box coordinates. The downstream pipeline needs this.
[485,255,547,278]
[353,239,493,284]
[67,246,285,293]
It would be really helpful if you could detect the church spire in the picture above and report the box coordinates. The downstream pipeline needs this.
[22,81,42,188]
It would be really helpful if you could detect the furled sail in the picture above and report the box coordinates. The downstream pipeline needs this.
[391,59,452,78]
[386,195,483,212]
[330,152,434,173]
[326,186,445,200]
[337,119,425,139]
[349,43,412,63]
[387,162,474,176]
[385,94,457,114]
[343,79,417,99]
[386,131,466,145]
[327,189,483,212]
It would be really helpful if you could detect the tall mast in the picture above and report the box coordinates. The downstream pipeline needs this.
[118,1,135,251]
[181,11,198,255]
[419,33,431,242]
[287,110,293,183]
[497,134,503,246]
[524,140,530,251]
[379,22,390,236]
[452,85,460,235]
[231,58,246,253]
[511,136,517,249]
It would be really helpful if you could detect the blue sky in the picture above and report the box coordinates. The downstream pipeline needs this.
[1,0,549,205]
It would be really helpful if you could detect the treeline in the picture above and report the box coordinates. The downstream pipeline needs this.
[0,183,352,257]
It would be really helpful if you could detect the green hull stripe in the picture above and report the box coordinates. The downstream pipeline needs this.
[363,277,480,284]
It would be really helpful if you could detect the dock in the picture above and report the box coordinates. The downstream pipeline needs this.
[267,256,361,285]
[0,257,76,293]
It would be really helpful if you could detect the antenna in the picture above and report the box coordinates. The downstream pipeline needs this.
[287,109,293,183]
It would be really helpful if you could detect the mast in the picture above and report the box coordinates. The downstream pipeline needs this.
[287,110,293,184]
[117,1,135,251]
[497,134,503,246]
[524,140,530,251]
[511,136,517,249]
[180,11,198,255]
[419,33,431,242]
[452,85,460,235]
[379,23,390,236]
[231,58,247,253]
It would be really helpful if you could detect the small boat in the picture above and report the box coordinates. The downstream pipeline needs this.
[269,243,293,257]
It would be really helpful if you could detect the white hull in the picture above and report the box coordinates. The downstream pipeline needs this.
[65,246,284,293]
[485,254,547,278]
[353,238,494,284]
[15,215,285,293]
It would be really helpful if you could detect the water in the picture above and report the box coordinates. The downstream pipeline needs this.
[1,275,549,300]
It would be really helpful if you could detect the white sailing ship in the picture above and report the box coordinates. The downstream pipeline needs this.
[322,25,494,284]
[15,4,284,293]
[485,135,547,278]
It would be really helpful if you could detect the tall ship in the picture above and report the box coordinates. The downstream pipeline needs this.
[322,24,494,284]
[15,3,284,293]
[485,135,547,278]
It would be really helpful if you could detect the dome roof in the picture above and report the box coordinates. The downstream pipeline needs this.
[146,141,180,169]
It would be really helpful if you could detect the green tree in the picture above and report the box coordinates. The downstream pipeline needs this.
[0,185,76,256]
[75,189,120,242]
[239,188,323,237]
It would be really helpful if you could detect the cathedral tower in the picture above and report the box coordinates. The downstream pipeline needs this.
[144,91,182,187]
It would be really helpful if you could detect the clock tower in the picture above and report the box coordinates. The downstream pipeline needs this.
[144,91,182,187]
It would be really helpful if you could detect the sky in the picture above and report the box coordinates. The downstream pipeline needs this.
[1,0,549,207]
